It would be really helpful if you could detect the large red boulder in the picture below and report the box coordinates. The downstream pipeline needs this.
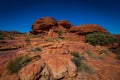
[18,54,77,80]
[69,24,109,34]
[30,17,57,34]
[58,20,73,29]
[30,17,75,35]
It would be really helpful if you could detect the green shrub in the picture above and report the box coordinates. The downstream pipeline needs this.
[57,30,63,37]
[45,38,54,42]
[70,52,85,60]
[25,36,30,42]
[6,55,31,74]
[30,33,43,38]
[25,36,31,45]
[98,49,109,55]
[71,57,80,68]
[30,46,42,52]
[70,51,94,73]
[79,61,94,73]
[86,50,97,59]
[85,32,117,46]
[71,57,94,73]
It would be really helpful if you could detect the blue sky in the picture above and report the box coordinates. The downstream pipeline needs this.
[0,0,120,34]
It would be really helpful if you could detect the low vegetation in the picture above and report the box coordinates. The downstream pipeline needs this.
[70,52,94,73]
[70,52,85,60]
[85,32,117,46]
[86,50,97,59]
[29,33,43,38]
[30,46,42,52]
[86,49,107,60]
[6,55,31,74]
[45,38,55,42]
[98,49,109,55]
[25,35,31,45]
[0,30,22,40]
[57,30,64,39]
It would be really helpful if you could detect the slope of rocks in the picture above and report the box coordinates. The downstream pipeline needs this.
[0,17,120,80]
[1,38,120,80]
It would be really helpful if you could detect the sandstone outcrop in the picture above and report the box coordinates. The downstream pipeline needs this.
[69,24,109,34]
[30,17,57,34]
[18,54,77,80]
[58,20,73,29]
[30,17,109,36]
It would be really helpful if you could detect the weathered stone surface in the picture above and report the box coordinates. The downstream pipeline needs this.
[0,17,120,80]
[30,17,109,36]
[58,20,73,29]
[18,60,45,80]
[18,54,77,80]
[0,73,19,80]
[30,17,57,34]
[69,24,109,34]
[45,54,77,79]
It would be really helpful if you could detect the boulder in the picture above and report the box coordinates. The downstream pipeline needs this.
[18,54,77,80]
[30,17,57,34]
[58,20,73,29]
[45,54,77,79]
[69,24,109,34]
[18,60,45,80]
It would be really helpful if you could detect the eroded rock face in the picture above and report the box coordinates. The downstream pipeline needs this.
[19,60,45,80]
[18,54,77,80]
[58,20,73,29]
[30,17,57,34]
[30,17,75,35]
[45,54,77,79]
[1,38,120,80]
[30,17,109,36]
[69,24,109,34]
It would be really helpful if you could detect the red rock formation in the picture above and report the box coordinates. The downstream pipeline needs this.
[30,17,109,35]
[30,17,57,34]
[18,54,77,80]
[30,17,75,35]
[69,24,109,34]
[58,20,73,29]
[0,35,120,80]
[52,20,74,32]
[0,22,120,80]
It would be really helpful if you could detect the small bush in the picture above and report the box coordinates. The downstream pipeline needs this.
[86,50,93,55]
[25,36,30,42]
[71,57,94,73]
[70,51,94,73]
[70,52,85,60]
[86,50,97,59]
[25,36,31,45]
[30,46,42,52]
[98,49,109,55]
[30,34,43,38]
[85,32,117,46]
[79,61,94,73]
[71,57,80,68]
[57,30,63,36]
[45,38,54,42]
[6,55,31,74]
